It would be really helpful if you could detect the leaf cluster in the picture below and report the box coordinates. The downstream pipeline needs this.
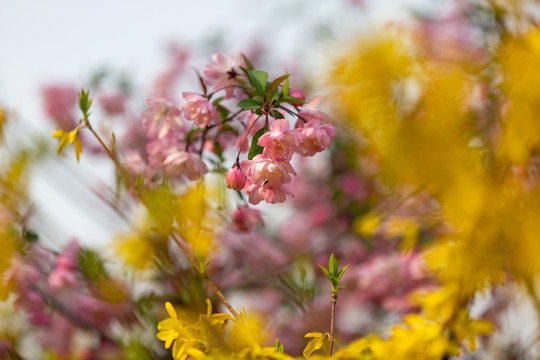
[318,254,348,294]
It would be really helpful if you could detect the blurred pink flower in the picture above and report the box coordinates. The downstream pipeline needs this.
[98,92,126,116]
[141,98,182,139]
[163,151,208,180]
[41,84,77,130]
[204,53,245,99]
[296,96,329,126]
[231,206,264,232]
[355,252,430,311]
[182,92,219,128]
[121,150,150,183]
[48,241,80,291]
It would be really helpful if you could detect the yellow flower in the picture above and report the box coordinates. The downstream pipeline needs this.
[157,302,201,360]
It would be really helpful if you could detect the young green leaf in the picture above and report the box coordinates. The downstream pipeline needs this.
[329,254,338,276]
[242,53,254,70]
[283,75,290,96]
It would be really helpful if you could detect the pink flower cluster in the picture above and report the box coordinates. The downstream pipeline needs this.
[228,111,336,205]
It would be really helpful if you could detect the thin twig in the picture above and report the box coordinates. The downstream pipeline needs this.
[329,292,337,357]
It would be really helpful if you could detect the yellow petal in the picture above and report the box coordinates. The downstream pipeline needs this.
[165,302,177,319]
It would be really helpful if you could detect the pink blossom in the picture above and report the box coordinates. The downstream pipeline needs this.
[296,96,329,126]
[141,98,182,139]
[225,166,246,190]
[182,92,219,128]
[258,119,303,161]
[163,151,208,180]
[295,119,336,156]
[203,53,245,99]
[240,154,296,187]
[146,135,185,172]
[231,206,264,231]
[244,180,293,204]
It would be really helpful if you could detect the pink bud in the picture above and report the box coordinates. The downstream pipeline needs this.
[288,88,306,107]
[225,167,246,190]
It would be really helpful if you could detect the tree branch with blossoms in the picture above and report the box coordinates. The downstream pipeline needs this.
[52,52,336,357]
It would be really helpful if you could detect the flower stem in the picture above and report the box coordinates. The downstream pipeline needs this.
[329,291,337,357]
[83,113,241,321]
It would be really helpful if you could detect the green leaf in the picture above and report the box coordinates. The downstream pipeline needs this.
[242,53,254,70]
[270,110,284,119]
[283,75,290,96]
[250,70,268,96]
[185,127,203,142]
[23,230,39,243]
[329,254,338,276]
[267,74,290,98]
[78,89,92,116]
[337,265,349,281]
[318,264,331,281]
[248,127,266,160]
[237,98,262,109]
[274,339,284,353]
[213,141,224,161]
[78,248,107,282]
[278,95,305,105]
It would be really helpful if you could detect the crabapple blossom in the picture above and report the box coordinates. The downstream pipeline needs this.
[296,95,329,126]
[295,119,336,156]
[240,154,296,187]
[203,53,245,99]
[257,119,303,161]
[225,166,246,190]
[244,181,293,204]
[163,151,208,180]
[182,92,219,128]
[141,97,182,139]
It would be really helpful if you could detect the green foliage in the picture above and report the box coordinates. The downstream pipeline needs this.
[273,338,284,353]
[78,89,92,118]
[78,248,107,283]
[248,127,266,160]
[319,254,348,294]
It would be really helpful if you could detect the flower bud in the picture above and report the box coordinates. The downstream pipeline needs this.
[288,88,306,107]
[225,166,246,190]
